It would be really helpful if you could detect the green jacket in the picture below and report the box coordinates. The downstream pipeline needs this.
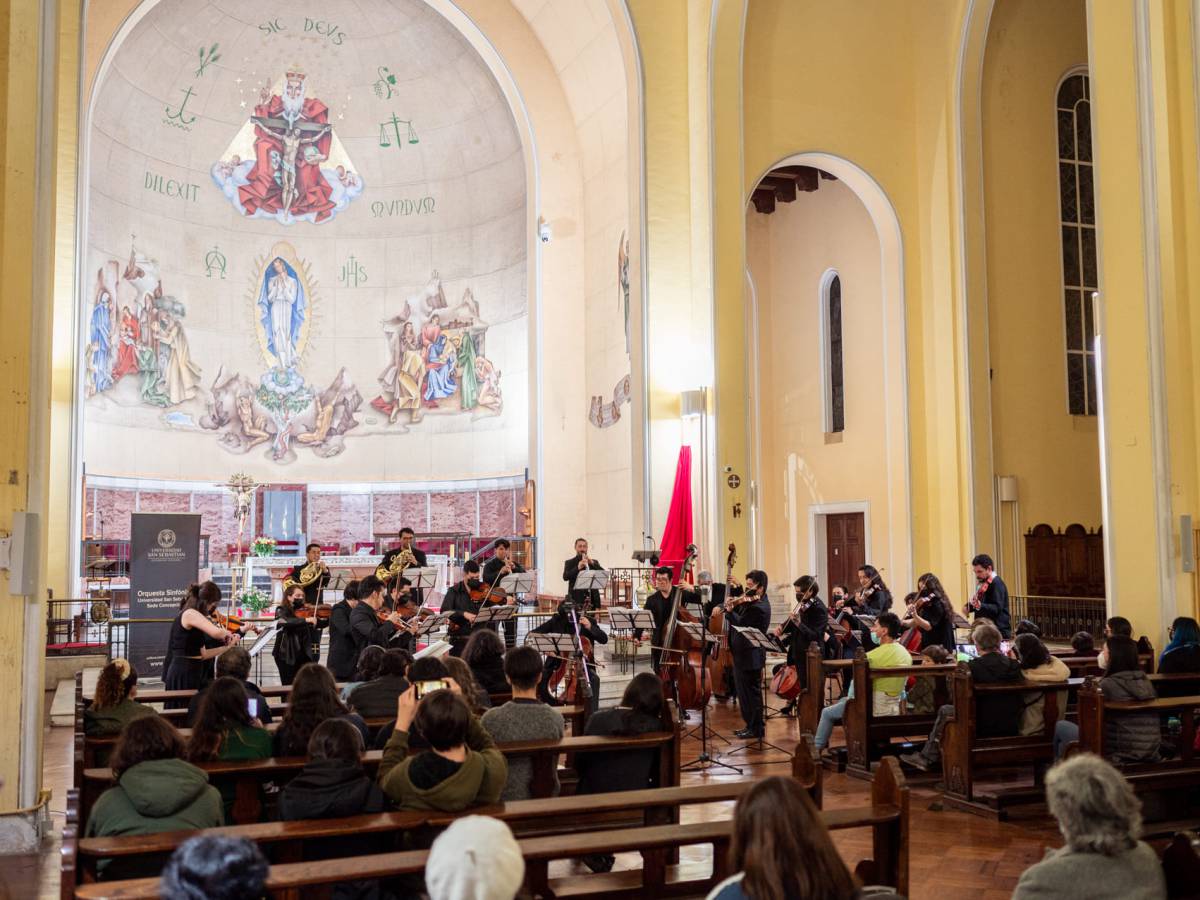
[83,699,157,736]
[85,757,223,878]
[378,716,507,811]
[218,724,274,760]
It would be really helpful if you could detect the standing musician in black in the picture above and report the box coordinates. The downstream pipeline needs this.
[532,599,608,712]
[442,560,516,655]
[483,538,526,647]
[633,565,694,720]
[327,579,360,680]
[563,537,604,611]
[283,542,331,607]
[774,575,829,668]
[376,527,427,591]
[726,569,773,739]
[386,576,417,652]
[349,575,406,671]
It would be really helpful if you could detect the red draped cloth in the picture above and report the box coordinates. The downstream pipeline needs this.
[657,446,694,581]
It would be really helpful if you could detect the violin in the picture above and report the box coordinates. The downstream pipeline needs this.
[296,604,332,623]
[211,610,243,632]
[469,582,509,606]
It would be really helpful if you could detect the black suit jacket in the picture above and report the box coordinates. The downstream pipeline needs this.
[349,601,396,665]
[780,598,829,665]
[563,554,603,609]
[287,563,331,607]
[327,600,357,680]
[482,556,524,588]
[976,576,1012,637]
[727,595,772,669]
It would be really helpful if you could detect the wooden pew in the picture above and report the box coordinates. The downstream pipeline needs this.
[841,650,956,778]
[79,704,681,827]
[1161,830,1200,899]
[939,662,1080,816]
[69,753,907,900]
[65,737,817,889]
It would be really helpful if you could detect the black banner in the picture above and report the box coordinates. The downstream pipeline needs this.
[128,513,201,677]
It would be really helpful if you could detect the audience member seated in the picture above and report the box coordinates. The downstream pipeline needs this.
[707,775,901,900]
[186,677,272,818]
[186,646,272,726]
[444,655,492,713]
[84,658,156,736]
[1015,619,1042,637]
[900,621,1023,771]
[1012,754,1167,899]
[279,718,389,900]
[84,717,223,879]
[904,645,952,715]
[274,663,369,757]
[1071,631,1099,657]
[377,684,507,812]
[370,657,451,750]
[1054,635,1161,763]
[1013,634,1070,736]
[462,628,510,696]
[575,673,665,873]
[348,648,412,719]
[425,816,524,900]
[1098,617,1134,671]
[481,646,565,801]
[160,835,268,900]
[341,645,385,702]
[813,614,912,758]
[1158,616,1200,678]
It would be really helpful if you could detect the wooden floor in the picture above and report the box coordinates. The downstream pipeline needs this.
[20,687,1063,899]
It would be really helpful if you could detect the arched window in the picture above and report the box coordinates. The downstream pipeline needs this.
[823,273,844,433]
[1056,71,1096,415]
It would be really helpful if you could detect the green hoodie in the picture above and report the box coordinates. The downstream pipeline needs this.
[378,716,507,812]
[85,757,223,878]
[83,699,157,737]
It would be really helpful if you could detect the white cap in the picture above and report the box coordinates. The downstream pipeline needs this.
[425,816,525,900]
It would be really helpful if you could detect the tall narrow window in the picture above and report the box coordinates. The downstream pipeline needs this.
[1057,72,1097,415]
[827,274,844,433]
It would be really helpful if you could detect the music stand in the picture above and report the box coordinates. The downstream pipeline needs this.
[500,572,535,596]
[247,623,279,658]
[573,568,609,610]
[474,605,516,628]
[727,627,789,758]
[414,612,453,638]
[677,622,742,775]
[607,607,654,632]
[404,567,439,590]
[525,632,577,662]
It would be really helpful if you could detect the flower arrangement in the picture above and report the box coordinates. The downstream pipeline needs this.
[251,536,277,557]
[237,586,272,615]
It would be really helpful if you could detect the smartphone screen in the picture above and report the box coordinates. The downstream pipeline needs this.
[247,697,257,718]
[415,679,449,699]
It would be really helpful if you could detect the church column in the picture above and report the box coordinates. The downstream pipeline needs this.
[1086,0,1200,641]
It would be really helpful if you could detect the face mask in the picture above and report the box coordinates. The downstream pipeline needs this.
[467,578,482,590]
[870,631,881,645]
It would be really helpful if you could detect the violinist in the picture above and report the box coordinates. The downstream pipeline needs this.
[164,582,240,704]
[283,543,331,607]
[483,539,525,647]
[774,576,829,669]
[387,576,417,652]
[854,565,893,616]
[726,570,772,740]
[327,579,360,681]
[532,599,608,712]
[273,584,322,685]
[442,560,517,655]
[563,538,604,611]
[901,572,957,652]
[349,575,406,671]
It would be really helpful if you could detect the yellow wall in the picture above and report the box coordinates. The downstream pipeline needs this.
[749,179,893,586]
[982,0,1100,571]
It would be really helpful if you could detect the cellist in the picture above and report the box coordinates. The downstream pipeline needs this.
[725,569,772,740]
[633,565,696,721]
[532,599,607,713]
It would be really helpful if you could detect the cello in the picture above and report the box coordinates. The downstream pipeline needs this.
[657,546,711,711]
[546,603,595,705]
[706,543,737,697]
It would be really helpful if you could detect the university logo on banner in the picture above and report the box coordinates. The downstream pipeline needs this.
[128,513,201,677]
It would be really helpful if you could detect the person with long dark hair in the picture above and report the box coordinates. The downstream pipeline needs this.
[85,658,157,736]
[461,628,508,696]
[706,776,899,900]
[187,677,272,764]
[1159,616,1200,675]
[274,663,368,757]
[164,582,239,703]
[901,572,956,652]
[1012,633,1069,736]
[273,584,319,685]
[574,673,666,873]
[855,565,892,616]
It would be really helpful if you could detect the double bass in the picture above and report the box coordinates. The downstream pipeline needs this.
[546,604,595,704]
[706,543,737,697]
[658,545,712,711]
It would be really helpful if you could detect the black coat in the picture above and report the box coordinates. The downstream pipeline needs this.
[278,759,390,900]
[469,656,510,696]
[727,595,772,669]
[780,598,829,665]
[349,602,396,665]
[576,709,662,794]
[974,575,1012,637]
[327,600,357,681]
[273,608,317,667]
[347,674,411,719]
[482,556,524,589]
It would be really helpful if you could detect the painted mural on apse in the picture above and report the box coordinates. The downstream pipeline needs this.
[83,1,526,474]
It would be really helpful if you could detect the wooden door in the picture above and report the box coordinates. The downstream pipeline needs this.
[826,513,865,590]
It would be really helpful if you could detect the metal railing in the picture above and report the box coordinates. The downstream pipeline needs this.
[1009,594,1106,641]
[46,598,115,656]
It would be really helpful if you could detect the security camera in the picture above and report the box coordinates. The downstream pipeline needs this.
[538,222,553,243]
[723,465,733,473]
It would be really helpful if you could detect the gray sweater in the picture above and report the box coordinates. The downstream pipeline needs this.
[481,699,564,801]
[1013,841,1166,899]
